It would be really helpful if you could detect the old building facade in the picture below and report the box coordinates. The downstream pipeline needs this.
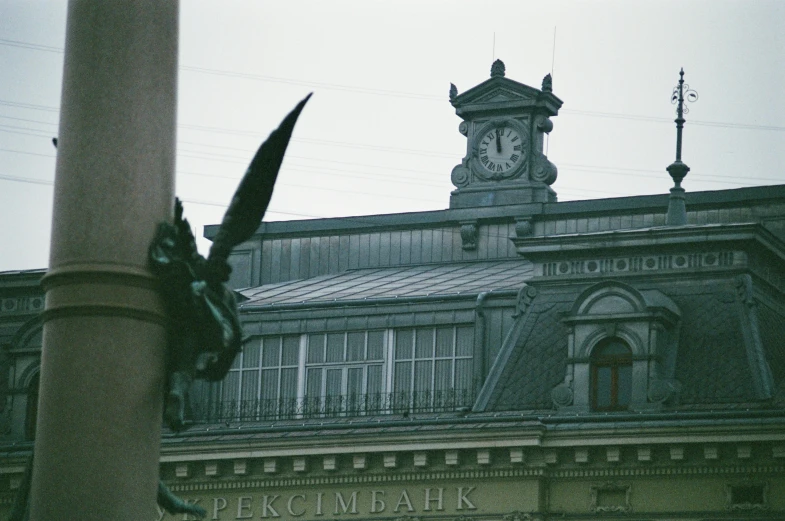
[1,62,784,520]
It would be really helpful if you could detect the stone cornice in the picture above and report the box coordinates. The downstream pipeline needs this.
[158,415,785,463]
[513,222,785,262]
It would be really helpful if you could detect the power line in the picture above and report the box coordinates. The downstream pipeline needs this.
[2,33,785,133]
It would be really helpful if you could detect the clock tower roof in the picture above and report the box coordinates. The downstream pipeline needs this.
[450,60,563,119]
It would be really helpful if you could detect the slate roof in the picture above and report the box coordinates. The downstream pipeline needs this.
[486,278,780,412]
[239,260,533,307]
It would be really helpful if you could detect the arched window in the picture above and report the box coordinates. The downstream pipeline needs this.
[591,339,632,411]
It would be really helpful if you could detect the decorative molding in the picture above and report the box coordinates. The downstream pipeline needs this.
[460,221,478,251]
[158,442,785,490]
[574,448,589,464]
[383,453,397,469]
[737,445,752,459]
[490,59,506,78]
[550,384,573,408]
[511,285,537,318]
[476,450,490,465]
[413,452,428,467]
[541,74,552,93]
[165,467,547,493]
[735,274,775,400]
[264,459,277,474]
[669,446,685,461]
[540,251,738,278]
[0,296,44,316]
[726,480,768,511]
[234,460,247,475]
[175,463,189,478]
[353,454,367,470]
[552,465,785,480]
[445,450,459,466]
[590,482,631,513]
[514,218,533,238]
[509,449,524,464]
[451,164,470,189]
[606,447,621,463]
[704,446,719,460]
[637,447,651,462]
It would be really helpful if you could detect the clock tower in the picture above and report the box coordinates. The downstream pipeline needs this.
[449,60,562,208]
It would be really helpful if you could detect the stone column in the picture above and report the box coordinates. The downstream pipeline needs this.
[30,2,178,520]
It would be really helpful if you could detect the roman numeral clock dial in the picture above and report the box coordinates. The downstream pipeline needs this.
[475,124,525,180]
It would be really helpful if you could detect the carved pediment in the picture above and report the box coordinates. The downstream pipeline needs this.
[451,77,543,109]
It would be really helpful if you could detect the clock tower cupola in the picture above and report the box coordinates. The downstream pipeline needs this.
[449,60,562,208]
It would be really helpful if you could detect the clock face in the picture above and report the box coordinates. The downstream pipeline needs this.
[477,125,524,176]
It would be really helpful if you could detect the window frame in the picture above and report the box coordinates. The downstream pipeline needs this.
[198,324,475,421]
[590,339,633,412]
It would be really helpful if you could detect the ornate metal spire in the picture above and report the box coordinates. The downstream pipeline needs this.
[665,68,698,226]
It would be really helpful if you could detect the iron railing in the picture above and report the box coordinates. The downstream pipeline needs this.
[191,388,476,423]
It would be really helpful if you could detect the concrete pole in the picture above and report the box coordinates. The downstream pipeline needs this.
[30,2,178,520]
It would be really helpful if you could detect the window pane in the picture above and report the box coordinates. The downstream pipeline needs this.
[435,327,453,357]
[367,365,383,396]
[243,340,261,368]
[347,367,363,396]
[367,331,385,360]
[434,359,451,391]
[456,326,474,357]
[325,368,343,413]
[306,368,322,398]
[414,360,432,392]
[222,371,239,403]
[282,336,300,366]
[307,334,325,363]
[260,369,278,401]
[415,329,434,358]
[241,371,259,401]
[595,366,612,408]
[325,368,343,397]
[280,368,298,400]
[395,329,413,360]
[617,365,632,407]
[326,333,344,362]
[347,332,365,361]
[454,358,473,392]
[394,361,412,394]
[262,337,280,367]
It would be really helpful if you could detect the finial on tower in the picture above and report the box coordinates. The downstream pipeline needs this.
[449,82,458,101]
[665,68,698,226]
[490,59,506,78]
[542,73,553,93]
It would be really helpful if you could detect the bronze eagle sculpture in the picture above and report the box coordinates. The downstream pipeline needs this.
[10,94,311,521]
[150,93,311,433]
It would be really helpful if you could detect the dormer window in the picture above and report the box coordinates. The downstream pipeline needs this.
[551,281,681,413]
[591,339,632,411]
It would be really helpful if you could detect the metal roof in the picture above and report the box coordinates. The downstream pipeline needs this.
[239,260,533,308]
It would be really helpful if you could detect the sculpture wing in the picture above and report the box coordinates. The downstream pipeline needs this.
[208,93,311,264]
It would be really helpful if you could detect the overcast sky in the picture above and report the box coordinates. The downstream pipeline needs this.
[1,0,783,272]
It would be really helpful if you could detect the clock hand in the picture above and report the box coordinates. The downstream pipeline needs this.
[495,128,502,153]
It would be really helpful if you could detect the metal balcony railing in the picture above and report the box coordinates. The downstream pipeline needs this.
[191,388,476,423]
